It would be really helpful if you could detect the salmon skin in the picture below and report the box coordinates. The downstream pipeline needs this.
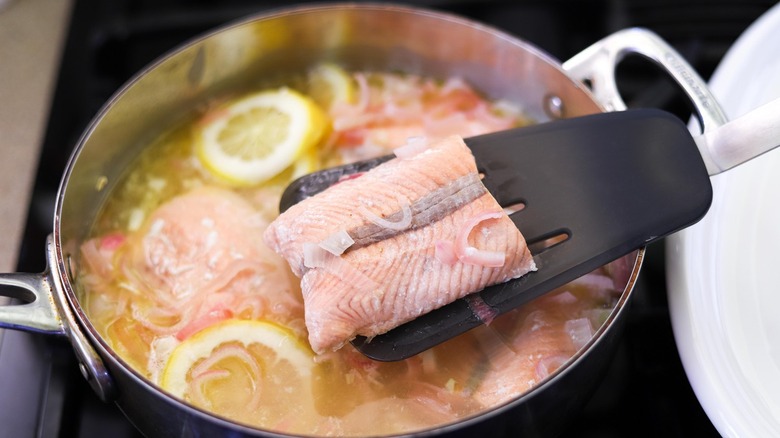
[264,136,535,354]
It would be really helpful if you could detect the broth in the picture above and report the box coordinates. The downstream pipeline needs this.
[78,67,620,436]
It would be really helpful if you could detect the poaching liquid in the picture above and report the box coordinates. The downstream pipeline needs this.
[77,69,620,436]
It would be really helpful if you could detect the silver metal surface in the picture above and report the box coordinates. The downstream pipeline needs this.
[0,238,116,402]
[46,236,116,402]
[0,270,63,334]
[563,28,729,172]
[563,28,780,176]
[696,97,780,175]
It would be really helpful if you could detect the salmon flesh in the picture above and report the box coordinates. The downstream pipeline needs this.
[264,136,536,354]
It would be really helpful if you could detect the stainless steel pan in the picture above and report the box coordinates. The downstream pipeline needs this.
[0,4,725,436]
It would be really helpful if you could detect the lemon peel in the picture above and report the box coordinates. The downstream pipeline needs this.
[307,63,357,109]
[197,87,328,185]
[160,319,314,399]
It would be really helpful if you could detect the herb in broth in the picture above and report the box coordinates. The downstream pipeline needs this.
[78,64,620,436]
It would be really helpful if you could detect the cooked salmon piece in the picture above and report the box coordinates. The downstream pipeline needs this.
[468,273,613,406]
[468,309,578,407]
[129,187,281,299]
[264,135,536,354]
[116,186,302,338]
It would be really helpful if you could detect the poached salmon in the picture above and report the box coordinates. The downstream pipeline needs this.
[264,136,535,354]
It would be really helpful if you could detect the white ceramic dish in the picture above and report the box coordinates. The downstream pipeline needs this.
[666,3,780,437]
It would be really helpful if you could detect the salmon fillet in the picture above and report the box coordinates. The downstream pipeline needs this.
[117,187,302,331]
[469,309,578,407]
[264,135,536,354]
[130,187,282,299]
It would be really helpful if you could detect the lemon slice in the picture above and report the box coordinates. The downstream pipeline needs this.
[197,87,329,185]
[160,319,318,429]
[307,63,357,109]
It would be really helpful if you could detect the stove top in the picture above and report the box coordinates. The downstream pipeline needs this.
[8,1,776,436]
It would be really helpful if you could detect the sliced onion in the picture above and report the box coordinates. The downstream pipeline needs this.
[569,273,615,291]
[460,246,505,267]
[434,240,457,266]
[454,211,506,267]
[393,136,429,159]
[353,72,371,112]
[192,344,260,378]
[235,295,268,320]
[148,335,179,384]
[424,112,469,137]
[332,113,376,131]
[303,242,329,269]
[548,290,578,305]
[535,354,570,380]
[132,302,193,336]
[520,309,549,333]
[465,294,498,325]
[381,100,422,122]
[564,317,594,350]
[81,239,110,279]
[191,344,263,411]
[175,307,233,341]
[469,101,517,132]
[84,291,124,324]
[419,349,438,375]
[359,201,412,231]
[199,258,269,298]
[440,76,470,94]
[399,381,462,419]
[583,308,613,329]
[318,230,354,256]
[189,369,230,409]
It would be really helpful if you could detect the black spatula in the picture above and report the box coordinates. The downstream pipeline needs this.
[279,103,780,361]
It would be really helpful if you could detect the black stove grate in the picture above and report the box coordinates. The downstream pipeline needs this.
[10,1,776,436]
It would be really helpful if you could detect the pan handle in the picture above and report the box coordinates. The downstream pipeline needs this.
[0,236,117,402]
[0,271,64,334]
[562,28,728,135]
[696,97,780,175]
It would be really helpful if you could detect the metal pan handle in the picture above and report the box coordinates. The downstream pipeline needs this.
[563,28,780,176]
[562,27,728,134]
[0,236,116,402]
[696,96,780,175]
[0,270,64,334]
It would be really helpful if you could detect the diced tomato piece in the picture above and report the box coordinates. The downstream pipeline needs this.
[100,232,126,251]
[335,128,367,148]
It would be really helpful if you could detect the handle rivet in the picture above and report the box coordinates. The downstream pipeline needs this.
[544,94,564,119]
[79,362,91,381]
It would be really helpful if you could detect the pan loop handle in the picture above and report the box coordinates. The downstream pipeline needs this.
[0,236,117,402]
[0,270,64,334]
[562,27,729,135]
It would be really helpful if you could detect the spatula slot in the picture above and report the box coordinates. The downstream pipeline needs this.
[526,230,570,255]
[502,201,526,215]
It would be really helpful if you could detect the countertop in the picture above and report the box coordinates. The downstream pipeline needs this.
[0,0,72,272]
